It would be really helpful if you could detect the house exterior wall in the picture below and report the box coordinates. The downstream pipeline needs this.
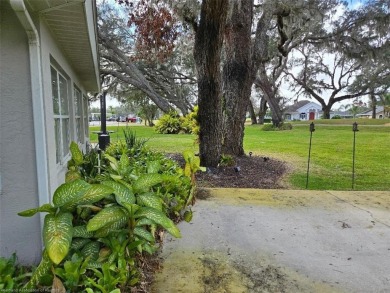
[285,102,322,121]
[0,0,94,264]
[39,19,91,193]
[0,1,43,263]
[299,102,322,120]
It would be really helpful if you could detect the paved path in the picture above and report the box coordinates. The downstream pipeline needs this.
[152,189,390,293]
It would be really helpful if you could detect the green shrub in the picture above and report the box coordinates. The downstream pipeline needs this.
[331,115,341,119]
[280,122,293,130]
[123,127,148,151]
[18,140,194,291]
[154,111,182,134]
[155,107,199,135]
[262,122,293,131]
[104,140,128,158]
[0,253,31,290]
[181,106,199,135]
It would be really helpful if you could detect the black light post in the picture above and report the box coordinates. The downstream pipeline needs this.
[352,122,359,189]
[98,91,110,150]
[306,122,315,189]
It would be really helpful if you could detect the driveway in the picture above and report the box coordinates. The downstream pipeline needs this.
[152,189,390,293]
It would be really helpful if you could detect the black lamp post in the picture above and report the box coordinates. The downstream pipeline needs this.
[306,122,315,189]
[98,91,110,150]
[352,122,359,189]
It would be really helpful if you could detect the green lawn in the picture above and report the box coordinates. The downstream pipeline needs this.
[90,119,390,191]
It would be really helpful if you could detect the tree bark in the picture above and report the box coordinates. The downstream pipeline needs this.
[258,97,268,124]
[248,100,258,124]
[371,92,377,119]
[256,66,284,127]
[221,0,254,156]
[194,0,228,167]
[322,105,331,119]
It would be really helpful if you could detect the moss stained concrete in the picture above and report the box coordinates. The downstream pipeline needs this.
[152,189,390,292]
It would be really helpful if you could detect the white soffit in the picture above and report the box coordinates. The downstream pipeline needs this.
[26,0,100,91]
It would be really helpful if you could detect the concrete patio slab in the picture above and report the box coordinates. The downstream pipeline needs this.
[152,189,390,293]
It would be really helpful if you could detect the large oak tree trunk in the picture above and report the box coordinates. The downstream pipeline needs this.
[248,100,258,124]
[221,0,254,156]
[257,66,284,127]
[194,0,228,167]
[371,92,377,119]
[322,105,331,119]
[258,97,268,125]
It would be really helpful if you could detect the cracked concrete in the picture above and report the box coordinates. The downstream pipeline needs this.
[152,189,390,293]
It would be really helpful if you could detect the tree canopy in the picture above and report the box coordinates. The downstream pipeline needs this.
[96,0,390,167]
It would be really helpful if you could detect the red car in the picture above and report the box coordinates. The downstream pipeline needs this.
[126,116,137,123]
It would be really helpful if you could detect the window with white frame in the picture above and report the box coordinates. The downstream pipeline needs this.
[51,66,70,164]
[300,113,307,120]
[74,87,82,143]
[83,95,89,139]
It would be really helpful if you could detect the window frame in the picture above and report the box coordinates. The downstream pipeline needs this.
[83,94,89,140]
[74,86,83,143]
[51,65,71,165]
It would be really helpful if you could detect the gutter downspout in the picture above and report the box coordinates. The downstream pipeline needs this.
[10,0,50,239]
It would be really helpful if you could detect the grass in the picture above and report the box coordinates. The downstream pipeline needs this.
[89,124,198,154]
[289,118,390,125]
[90,119,390,191]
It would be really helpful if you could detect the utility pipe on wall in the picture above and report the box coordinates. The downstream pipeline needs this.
[10,0,50,238]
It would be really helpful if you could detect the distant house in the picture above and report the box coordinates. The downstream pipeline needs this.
[356,106,389,119]
[284,100,322,121]
[0,0,99,264]
[329,111,353,119]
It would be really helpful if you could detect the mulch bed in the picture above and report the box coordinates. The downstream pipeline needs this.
[166,153,289,189]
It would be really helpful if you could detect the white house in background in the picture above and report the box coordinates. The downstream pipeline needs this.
[284,100,322,121]
[356,106,389,119]
[0,0,99,264]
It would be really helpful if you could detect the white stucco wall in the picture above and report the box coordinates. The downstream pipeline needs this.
[0,1,43,264]
[285,102,322,121]
[1,0,94,265]
[39,18,91,193]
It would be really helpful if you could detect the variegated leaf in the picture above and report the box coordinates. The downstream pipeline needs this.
[71,238,91,251]
[65,170,81,183]
[132,174,163,194]
[43,213,73,264]
[73,225,94,238]
[142,243,157,255]
[69,141,84,166]
[93,218,128,238]
[18,203,55,217]
[23,249,52,289]
[147,160,161,174]
[87,261,102,269]
[73,184,114,206]
[87,206,128,232]
[134,227,155,242]
[137,192,162,211]
[105,154,118,171]
[81,241,100,261]
[101,181,136,206]
[136,218,156,226]
[118,153,130,174]
[135,207,181,238]
[110,174,123,181]
[52,180,91,208]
